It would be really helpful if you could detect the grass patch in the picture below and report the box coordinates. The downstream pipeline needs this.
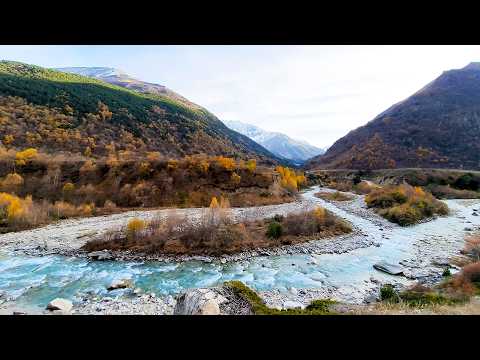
[224,280,337,315]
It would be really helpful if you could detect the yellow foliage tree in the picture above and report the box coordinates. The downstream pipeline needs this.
[167,159,178,170]
[63,182,75,193]
[209,196,219,208]
[0,192,26,222]
[275,166,306,193]
[146,151,161,162]
[127,218,146,238]
[246,159,257,172]
[216,156,236,170]
[231,172,241,185]
[15,148,38,166]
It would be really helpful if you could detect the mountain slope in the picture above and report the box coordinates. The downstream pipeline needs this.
[54,66,200,109]
[0,61,279,163]
[306,63,480,170]
[225,120,324,163]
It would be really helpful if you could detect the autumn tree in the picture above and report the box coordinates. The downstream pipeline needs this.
[97,101,113,121]
[15,148,38,166]
[2,134,14,149]
[216,156,236,170]
[246,159,257,172]
[1,173,24,193]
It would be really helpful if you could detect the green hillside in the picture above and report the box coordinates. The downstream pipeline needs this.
[0,61,279,162]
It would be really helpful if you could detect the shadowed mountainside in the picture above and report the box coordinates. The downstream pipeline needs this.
[306,63,480,171]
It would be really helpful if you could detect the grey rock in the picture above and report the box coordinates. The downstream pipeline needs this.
[46,298,73,313]
[373,261,404,275]
[174,289,227,315]
[107,279,133,291]
[88,250,113,261]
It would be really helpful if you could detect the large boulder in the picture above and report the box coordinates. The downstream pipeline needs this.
[174,289,227,315]
[46,298,73,313]
[107,279,133,291]
[373,261,404,275]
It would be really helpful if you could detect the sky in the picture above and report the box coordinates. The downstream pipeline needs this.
[1,45,480,148]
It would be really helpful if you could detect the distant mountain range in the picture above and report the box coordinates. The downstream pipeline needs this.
[0,61,281,163]
[306,62,480,171]
[225,120,325,164]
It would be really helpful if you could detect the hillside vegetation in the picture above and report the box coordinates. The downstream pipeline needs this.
[0,146,306,233]
[0,61,278,162]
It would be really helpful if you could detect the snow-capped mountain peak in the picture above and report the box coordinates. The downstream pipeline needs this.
[224,120,325,163]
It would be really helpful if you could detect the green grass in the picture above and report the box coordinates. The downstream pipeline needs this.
[224,280,337,315]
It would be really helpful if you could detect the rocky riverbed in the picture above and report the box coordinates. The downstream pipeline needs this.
[0,186,479,315]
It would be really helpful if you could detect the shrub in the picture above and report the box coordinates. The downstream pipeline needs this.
[454,174,480,191]
[127,218,146,238]
[380,284,399,302]
[460,261,480,286]
[442,268,452,277]
[0,192,50,230]
[365,184,448,225]
[1,173,24,192]
[103,200,117,212]
[281,207,352,237]
[266,221,283,239]
[315,191,354,201]
[353,181,378,194]
[463,234,480,261]
[399,284,457,306]
[50,201,77,219]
